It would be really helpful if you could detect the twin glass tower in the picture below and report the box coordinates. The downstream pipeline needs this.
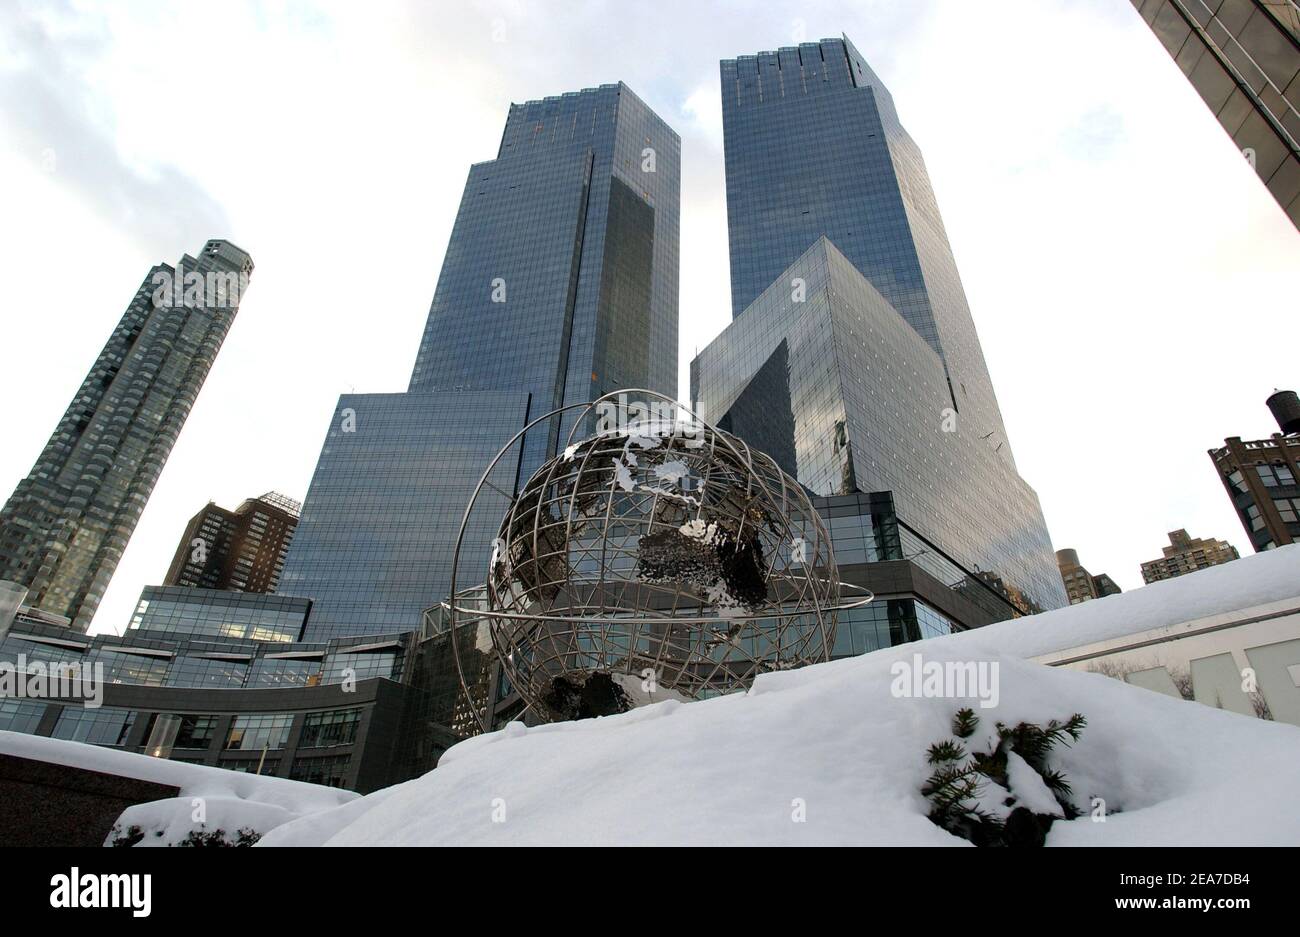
[280,35,1069,640]
[0,35,1067,641]
[282,36,1066,644]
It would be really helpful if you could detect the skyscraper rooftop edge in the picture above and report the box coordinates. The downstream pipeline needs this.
[506,80,673,125]
[203,237,252,258]
[719,33,894,106]
[250,491,303,518]
[722,33,860,59]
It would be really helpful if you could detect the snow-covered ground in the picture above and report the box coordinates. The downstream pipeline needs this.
[8,546,1297,846]
[257,546,1300,846]
[0,731,356,846]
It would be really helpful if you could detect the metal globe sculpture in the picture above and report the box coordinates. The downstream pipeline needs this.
[446,390,870,727]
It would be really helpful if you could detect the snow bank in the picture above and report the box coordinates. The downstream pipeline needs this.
[958,543,1300,660]
[10,548,1283,846]
[260,546,1300,847]
[260,648,1300,846]
[0,731,356,846]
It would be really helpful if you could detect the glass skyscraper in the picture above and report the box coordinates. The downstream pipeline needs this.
[410,82,679,466]
[282,84,680,641]
[720,36,1012,462]
[694,37,1067,612]
[0,240,253,631]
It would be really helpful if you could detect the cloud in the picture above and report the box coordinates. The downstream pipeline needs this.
[681,82,723,147]
[0,1,229,254]
[1058,107,1127,161]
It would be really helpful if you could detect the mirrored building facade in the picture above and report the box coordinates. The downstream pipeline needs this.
[277,392,530,642]
[695,38,1067,612]
[129,585,312,643]
[720,36,1014,465]
[409,82,679,468]
[0,613,416,792]
[694,239,1066,612]
[279,84,679,641]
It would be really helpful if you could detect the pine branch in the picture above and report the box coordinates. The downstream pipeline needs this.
[1039,768,1073,797]
[927,740,966,764]
[921,763,970,799]
[1062,713,1087,741]
[952,707,978,739]
[922,708,1090,845]
[923,760,984,822]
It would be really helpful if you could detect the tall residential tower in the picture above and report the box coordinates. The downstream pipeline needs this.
[0,240,253,631]
[163,492,301,593]
[1140,529,1240,582]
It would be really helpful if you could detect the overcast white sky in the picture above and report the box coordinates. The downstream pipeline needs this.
[2,0,1297,637]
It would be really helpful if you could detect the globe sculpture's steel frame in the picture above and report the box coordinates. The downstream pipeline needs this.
[446,389,872,730]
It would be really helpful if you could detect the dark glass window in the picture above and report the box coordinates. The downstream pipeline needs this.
[52,707,136,747]
[299,708,361,748]
[225,714,293,751]
[290,754,352,788]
